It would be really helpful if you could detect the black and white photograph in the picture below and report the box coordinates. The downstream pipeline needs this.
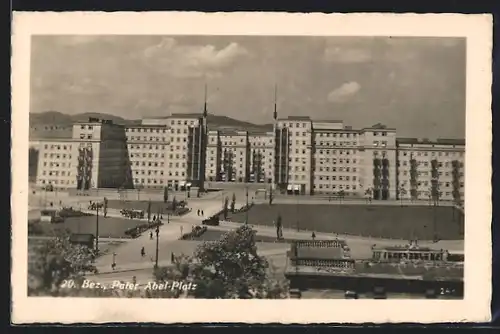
[11,12,492,324]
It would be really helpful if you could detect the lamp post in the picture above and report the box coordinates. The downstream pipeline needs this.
[245,186,249,224]
[154,224,160,269]
[95,203,99,254]
[296,191,299,232]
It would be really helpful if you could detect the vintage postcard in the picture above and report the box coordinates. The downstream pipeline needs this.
[11,12,492,323]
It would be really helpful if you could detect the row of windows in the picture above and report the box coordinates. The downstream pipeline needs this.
[399,151,464,157]
[43,153,72,159]
[314,141,358,147]
[43,144,72,150]
[41,171,72,176]
[40,179,74,185]
[128,144,167,150]
[130,153,165,159]
[128,136,168,142]
[316,167,358,172]
[168,171,186,177]
[399,160,464,168]
[316,175,358,181]
[208,169,273,176]
[169,145,188,152]
[42,162,71,167]
[169,154,187,160]
[134,170,165,176]
[316,149,357,155]
[400,181,465,188]
[400,191,465,198]
[127,128,168,133]
[313,158,357,165]
[130,161,165,167]
[169,120,197,126]
[373,141,389,147]
[399,171,465,177]
[134,178,164,184]
[317,132,359,138]
[314,184,358,190]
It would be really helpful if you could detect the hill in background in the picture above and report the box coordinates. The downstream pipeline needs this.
[29,111,272,139]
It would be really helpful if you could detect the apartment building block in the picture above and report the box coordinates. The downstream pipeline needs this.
[396,138,465,202]
[35,118,130,190]
[31,113,465,203]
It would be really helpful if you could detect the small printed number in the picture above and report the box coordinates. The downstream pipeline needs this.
[61,279,76,289]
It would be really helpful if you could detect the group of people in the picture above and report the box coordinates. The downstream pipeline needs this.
[196,209,205,217]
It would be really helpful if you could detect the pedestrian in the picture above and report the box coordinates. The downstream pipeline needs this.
[141,247,145,257]
[111,262,116,271]
[197,209,200,216]
[153,215,156,222]
[201,210,204,216]
[150,231,153,240]
[311,231,316,240]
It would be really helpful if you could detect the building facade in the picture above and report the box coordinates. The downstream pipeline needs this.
[35,118,130,190]
[31,115,465,202]
[396,138,465,202]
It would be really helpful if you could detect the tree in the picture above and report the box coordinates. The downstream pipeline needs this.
[223,196,229,220]
[269,184,274,205]
[398,187,407,207]
[276,214,283,240]
[163,187,169,203]
[172,196,178,211]
[365,187,373,204]
[154,225,289,299]
[337,190,346,204]
[230,193,236,213]
[103,197,108,218]
[147,200,152,223]
[28,230,97,296]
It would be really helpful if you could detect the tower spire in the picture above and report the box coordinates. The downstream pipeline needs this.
[203,82,208,118]
[273,83,278,120]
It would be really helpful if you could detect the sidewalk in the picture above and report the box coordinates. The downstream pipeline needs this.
[216,220,463,250]
[93,241,288,275]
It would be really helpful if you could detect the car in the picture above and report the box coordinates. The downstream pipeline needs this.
[344,290,358,299]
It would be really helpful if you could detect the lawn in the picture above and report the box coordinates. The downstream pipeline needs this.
[188,229,300,243]
[105,199,178,214]
[32,216,144,239]
[225,204,464,240]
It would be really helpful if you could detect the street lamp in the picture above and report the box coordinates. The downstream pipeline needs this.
[95,203,99,254]
[154,224,160,269]
[296,191,299,232]
[245,186,249,224]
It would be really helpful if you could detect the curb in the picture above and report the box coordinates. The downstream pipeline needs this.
[93,267,155,275]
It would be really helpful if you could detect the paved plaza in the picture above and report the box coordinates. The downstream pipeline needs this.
[28,187,464,289]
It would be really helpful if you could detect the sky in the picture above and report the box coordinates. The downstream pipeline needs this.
[30,35,466,138]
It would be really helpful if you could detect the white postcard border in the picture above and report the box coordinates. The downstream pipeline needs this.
[11,12,492,323]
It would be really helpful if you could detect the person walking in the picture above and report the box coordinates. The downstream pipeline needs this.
[141,246,145,257]
[311,231,316,241]
[149,231,153,240]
